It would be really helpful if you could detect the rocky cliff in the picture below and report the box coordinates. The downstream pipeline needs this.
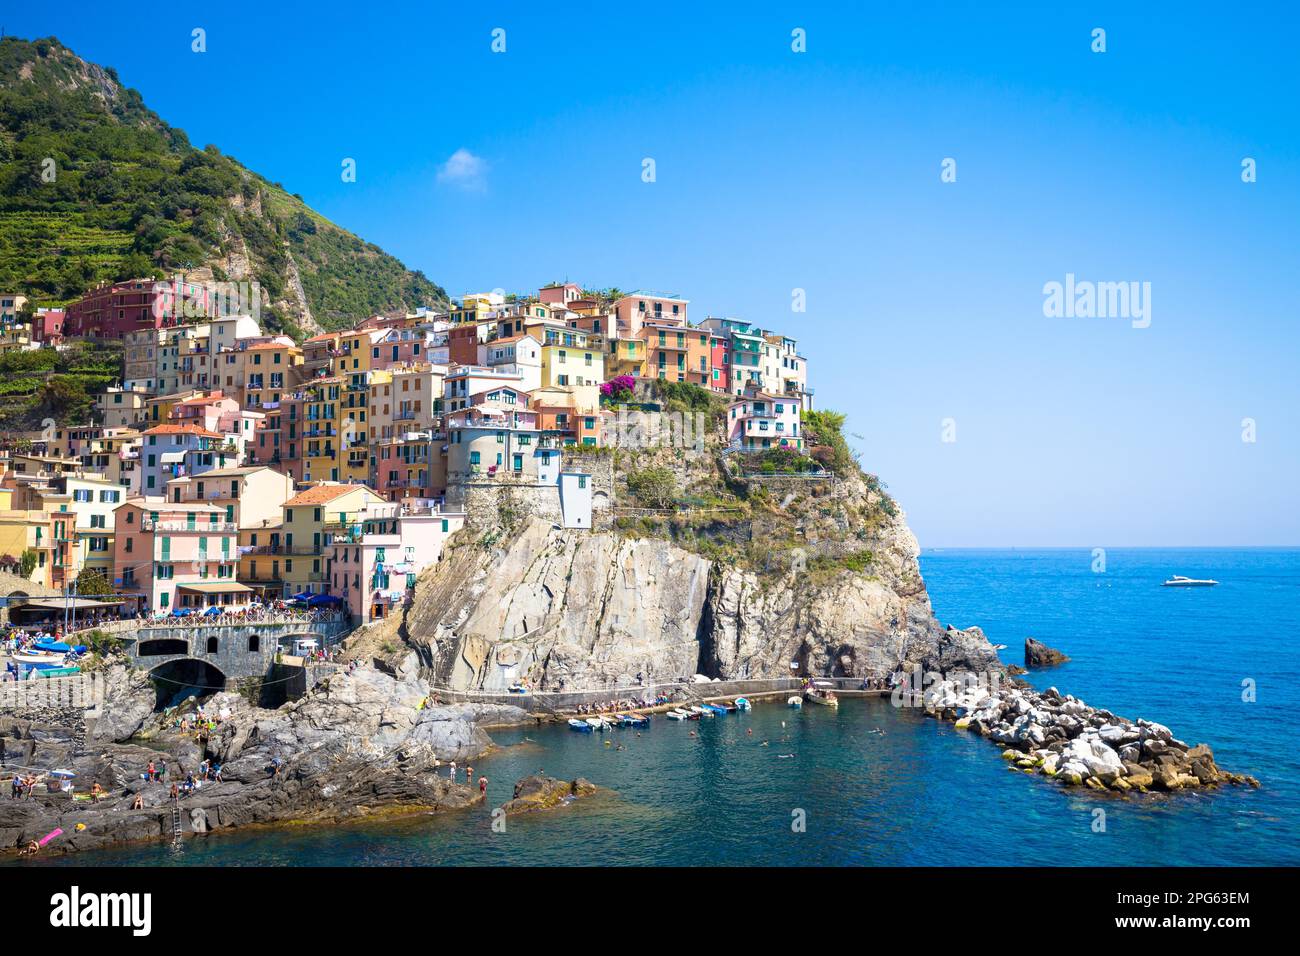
[363,463,1000,692]
[1,664,521,855]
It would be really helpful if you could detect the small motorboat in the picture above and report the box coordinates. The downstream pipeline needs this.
[1162,575,1219,587]
[568,718,594,733]
[702,703,728,715]
[734,697,752,711]
[690,706,714,718]
[788,696,803,709]
[804,690,839,708]
[666,709,689,721]
[624,714,650,728]
[585,716,610,731]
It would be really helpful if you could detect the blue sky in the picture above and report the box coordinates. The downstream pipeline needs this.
[11,2,1299,546]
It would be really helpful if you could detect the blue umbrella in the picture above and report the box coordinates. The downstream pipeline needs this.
[171,608,193,617]
[203,605,223,616]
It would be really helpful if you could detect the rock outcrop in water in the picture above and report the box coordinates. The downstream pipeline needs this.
[499,775,599,814]
[1,664,521,856]
[1024,637,1069,669]
[927,678,1258,794]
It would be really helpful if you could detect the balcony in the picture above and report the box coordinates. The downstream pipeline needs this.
[143,520,238,533]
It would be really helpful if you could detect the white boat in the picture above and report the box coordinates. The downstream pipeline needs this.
[12,652,65,666]
[804,689,839,708]
[787,696,803,709]
[567,718,594,733]
[666,709,689,721]
[585,717,609,731]
[690,705,714,717]
[1162,575,1219,587]
[734,697,752,711]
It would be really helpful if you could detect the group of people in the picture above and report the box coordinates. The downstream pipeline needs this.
[9,773,42,799]
[143,601,347,627]
[433,759,488,795]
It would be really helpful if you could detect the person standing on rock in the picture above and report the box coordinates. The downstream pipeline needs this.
[449,761,456,780]
[478,775,487,796]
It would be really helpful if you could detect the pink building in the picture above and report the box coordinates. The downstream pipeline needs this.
[325,506,464,623]
[64,277,217,340]
[613,292,689,340]
[368,327,428,370]
[539,282,583,307]
[113,498,249,613]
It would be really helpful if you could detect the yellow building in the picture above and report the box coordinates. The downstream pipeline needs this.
[540,328,605,389]
[0,510,56,589]
[279,483,387,598]
[606,336,645,378]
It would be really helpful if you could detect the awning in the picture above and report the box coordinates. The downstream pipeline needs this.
[177,582,253,594]
[18,597,122,610]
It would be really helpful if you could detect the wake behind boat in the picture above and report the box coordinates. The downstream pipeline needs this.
[1162,575,1219,587]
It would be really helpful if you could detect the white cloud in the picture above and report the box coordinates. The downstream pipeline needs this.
[437,148,487,191]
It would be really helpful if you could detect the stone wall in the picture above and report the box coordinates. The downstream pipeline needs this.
[456,451,615,532]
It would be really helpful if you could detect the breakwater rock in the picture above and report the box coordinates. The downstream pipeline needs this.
[926,678,1259,794]
[1024,637,1069,668]
[1,665,525,856]
[499,775,598,814]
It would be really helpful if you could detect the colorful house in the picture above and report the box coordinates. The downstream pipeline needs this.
[727,393,803,453]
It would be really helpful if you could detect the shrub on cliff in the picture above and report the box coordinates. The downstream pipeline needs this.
[802,410,857,476]
[625,467,678,509]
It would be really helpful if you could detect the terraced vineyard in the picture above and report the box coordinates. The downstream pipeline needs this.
[0,35,448,335]
[0,340,123,430]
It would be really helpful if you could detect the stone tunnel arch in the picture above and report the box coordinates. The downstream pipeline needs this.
[148,658,227,709]
[137,637,190,657]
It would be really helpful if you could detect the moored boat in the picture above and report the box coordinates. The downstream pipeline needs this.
[666,709,689,721]
[702,703,728,715]
[788,696,803,709]
[585,716,609,731]
[734,697,752,711]
[568,718,594,733]
[804,690,839,708]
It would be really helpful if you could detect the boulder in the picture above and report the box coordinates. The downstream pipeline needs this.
[1024,638,1069,668]
[498,775,598,815]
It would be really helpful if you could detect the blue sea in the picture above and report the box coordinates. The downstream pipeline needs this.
[22,548,1300,866]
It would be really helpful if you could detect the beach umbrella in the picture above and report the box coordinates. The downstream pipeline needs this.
[204,605,223,616]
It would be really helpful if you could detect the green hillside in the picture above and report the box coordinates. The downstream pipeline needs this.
[0,35,448,336]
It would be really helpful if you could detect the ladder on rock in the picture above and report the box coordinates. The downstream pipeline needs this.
[171,798,182,842]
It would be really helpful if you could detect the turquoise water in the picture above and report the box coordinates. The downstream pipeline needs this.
[22,548,1300,866]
